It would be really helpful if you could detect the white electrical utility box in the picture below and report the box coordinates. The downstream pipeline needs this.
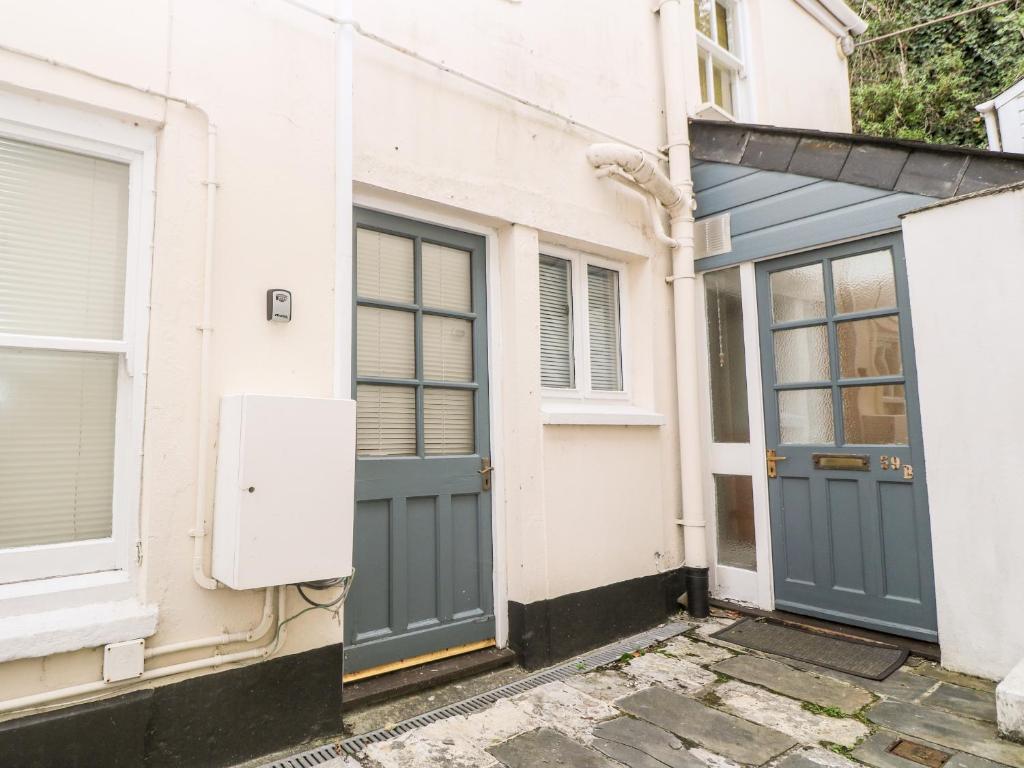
[212,395,355,590]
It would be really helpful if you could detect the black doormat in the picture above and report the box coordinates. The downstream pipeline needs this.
[710,618,908,680]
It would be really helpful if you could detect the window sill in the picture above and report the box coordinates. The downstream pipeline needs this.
[0,599,158,664]
[541,403,666,426]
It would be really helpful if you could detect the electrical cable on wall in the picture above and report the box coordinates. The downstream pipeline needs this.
[855,0,1015,47]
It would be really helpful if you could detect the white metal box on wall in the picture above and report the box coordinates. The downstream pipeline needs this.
[212,395,355,590]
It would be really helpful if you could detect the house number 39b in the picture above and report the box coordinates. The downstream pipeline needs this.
[881,455,914,480]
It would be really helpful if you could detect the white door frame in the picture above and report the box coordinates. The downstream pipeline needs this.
[350,185,509,649]
[696,261,774,610]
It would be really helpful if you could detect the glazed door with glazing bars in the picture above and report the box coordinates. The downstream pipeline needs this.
[345,209,493,674]
[756,237,937,641]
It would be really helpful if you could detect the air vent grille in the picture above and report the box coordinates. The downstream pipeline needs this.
[695,213,732,259]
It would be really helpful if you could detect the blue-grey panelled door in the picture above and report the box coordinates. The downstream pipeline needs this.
[345,208,494,673]
[756,235,937,641]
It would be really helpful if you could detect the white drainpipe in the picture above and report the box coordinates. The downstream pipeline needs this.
[586,0,710,617]
[976,100,1003,151]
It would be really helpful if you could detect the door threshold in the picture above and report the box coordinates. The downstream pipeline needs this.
[343,638,497,684]
[709,598,940,662]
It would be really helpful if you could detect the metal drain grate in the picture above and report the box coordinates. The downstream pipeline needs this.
[257,619,691,767]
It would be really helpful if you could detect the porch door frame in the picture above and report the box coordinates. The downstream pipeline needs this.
[699,233,937,631]
[344,196,509,670]
[697,261,775,610]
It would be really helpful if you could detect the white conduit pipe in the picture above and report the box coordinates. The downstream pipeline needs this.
[0,587,286,716]
[191,122,223,592]
[144,587,276,660]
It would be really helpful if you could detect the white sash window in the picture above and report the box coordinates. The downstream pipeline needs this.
[694,0,745,119]
[0,94,153,589]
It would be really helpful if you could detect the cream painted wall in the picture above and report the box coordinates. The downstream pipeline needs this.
[0,0,854,715]
[903,187,1024,681]
[0,0,343,709]
[744,0,853,130]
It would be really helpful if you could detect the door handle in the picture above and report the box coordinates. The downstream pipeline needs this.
[766,449,787,479]
[479,457,494,490]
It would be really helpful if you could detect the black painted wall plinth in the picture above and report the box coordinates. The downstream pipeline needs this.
[0,642,344,768]
[508,568,686,669]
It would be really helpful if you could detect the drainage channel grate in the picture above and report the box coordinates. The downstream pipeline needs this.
[258,619,691,767]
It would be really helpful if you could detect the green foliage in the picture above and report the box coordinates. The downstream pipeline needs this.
[850,0,1024,146]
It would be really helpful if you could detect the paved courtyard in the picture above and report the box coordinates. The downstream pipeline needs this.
[324,614,1020,768]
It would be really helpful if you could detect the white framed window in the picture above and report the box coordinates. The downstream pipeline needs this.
[0,91,154,592]
[538,247,627,401]
[694,0,745,119]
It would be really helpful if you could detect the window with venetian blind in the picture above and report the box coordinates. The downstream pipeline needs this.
[0,133,132,582]
[538,253,624,396]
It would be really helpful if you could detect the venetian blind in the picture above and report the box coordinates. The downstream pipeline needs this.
[0,136,129,549]
[538,255,573,389]
[587,265,623,391]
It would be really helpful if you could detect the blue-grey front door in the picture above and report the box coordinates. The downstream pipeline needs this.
[756,235,937,642]
[345,208,494,674]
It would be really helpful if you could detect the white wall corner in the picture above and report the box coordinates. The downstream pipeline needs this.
[998,657,1024,742]
[0,600,158,664]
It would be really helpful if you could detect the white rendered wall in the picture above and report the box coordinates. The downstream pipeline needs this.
[902,186,1024,680]
[0,0,855,713]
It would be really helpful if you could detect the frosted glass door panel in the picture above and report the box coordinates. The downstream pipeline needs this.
[0,348,117,548]
[770,263,825,323]
[842,384,908,445]
[356,229,414,303]
[356,307,415,379]
[778,388,834,444]
[0,136,129,339]
[715,474,756,571]
[704,267,749,443]
[832,250,896,314]
[422,243,471,312]
[837,316,902,379]
[773,326,829,384]
[423,316,472,382]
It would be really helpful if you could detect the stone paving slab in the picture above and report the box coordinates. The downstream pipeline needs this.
[713,654,874,714]
[488,728,617,768]
[663,636,736,666]
[507,681,617,741]
[591,717,706,768]
[868,701,1024,768]
[771,748,860,768]
[914,663,998,693]
[618,685,798,765]
[623,651,718,693]
[714,680,869,748]
[361,728,499,768]
[784,659,936,702]
[565,669,645,703]
[853,730,1009,768]
[922,682,998,723]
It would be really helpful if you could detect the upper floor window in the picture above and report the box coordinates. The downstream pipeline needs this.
[0,97,152,588]
[695,0,743,119]
[539,251,625,397]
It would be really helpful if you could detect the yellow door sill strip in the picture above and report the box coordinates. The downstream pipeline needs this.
[343,638,497,683]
